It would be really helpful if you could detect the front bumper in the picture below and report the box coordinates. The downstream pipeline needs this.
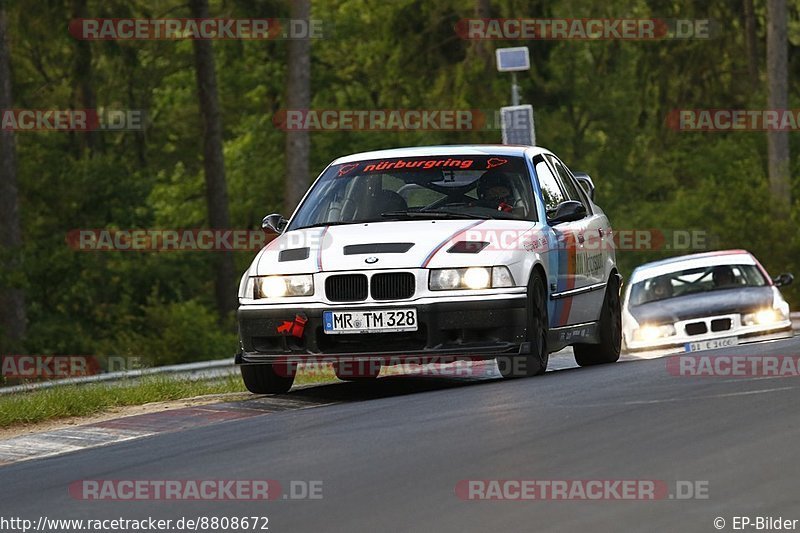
[625,321,794,354]
[236,294,528,364]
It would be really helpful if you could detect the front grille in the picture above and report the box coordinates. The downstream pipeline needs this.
[685,322,708,336]
[326,274,368,302]
[711,318,732,332]
[371,272,415,301]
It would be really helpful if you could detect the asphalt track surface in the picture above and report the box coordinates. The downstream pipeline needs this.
[1,336,799,533]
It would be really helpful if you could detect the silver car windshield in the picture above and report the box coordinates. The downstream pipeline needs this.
[629,264,768,306]
[288,155,536,230]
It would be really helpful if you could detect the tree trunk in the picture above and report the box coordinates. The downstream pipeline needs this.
[284,0,312,214]
[471,0,491,64]
[743,0,758,88]
[71,0,96,156]
[766,0,790,211]
[189,0,237,319]
[0,4,26,350]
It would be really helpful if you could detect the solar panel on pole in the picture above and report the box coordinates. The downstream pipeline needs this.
[500,105,535,146]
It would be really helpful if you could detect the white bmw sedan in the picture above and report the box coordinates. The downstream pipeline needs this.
[623,249,793,354]
[236,145,622,393]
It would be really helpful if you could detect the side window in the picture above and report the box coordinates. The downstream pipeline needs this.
[533,156,565,214]
[547,155,591,213]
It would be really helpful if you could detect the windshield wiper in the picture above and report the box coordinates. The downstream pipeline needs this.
[295,220,384,230]
[380,210,493,220]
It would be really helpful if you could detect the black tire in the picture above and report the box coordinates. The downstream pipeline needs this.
[498,268,549,378]
[240,363,295,394]
[333,360,382,381]
[574,275,622,367]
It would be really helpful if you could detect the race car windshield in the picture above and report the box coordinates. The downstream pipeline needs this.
[629,264,768,306]
[288,155,536,230]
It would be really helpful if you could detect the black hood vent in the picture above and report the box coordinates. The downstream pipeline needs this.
[343,243,414,255]
[447,241,489,254]
[278,247,310,262]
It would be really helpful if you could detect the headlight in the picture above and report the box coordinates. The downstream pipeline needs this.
[250,275,314,299]
[633,324,676,342]
[491,266,515,288]
[463,267,491,289]
[429,266,515,291]
[431,269,462,290]
[742,308,786,326]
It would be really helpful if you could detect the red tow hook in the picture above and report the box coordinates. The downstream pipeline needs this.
[277,314,308,338]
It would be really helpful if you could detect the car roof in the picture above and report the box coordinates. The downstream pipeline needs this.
[331,144,552,164]
[630,250,756,282]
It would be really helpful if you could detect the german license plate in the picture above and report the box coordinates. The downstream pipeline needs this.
[322,309,418,334]
[685,336,739,353]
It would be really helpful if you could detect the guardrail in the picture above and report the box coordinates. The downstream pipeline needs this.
[0,358,236,396]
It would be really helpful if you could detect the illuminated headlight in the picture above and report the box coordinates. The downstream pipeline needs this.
[429,267,515,291]
[250,275,314,299]
[633,324,676,342]
[463,267,491,289]
[742,308,786,326]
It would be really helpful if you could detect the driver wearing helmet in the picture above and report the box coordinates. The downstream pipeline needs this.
[650,277,673,301]
[712,265,737,288]
[477,171,515,213]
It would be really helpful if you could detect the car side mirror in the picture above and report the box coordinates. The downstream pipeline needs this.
[548,200,587,225]
[573,172,595,201]
[773,273,794,287]
[262,213,288,234]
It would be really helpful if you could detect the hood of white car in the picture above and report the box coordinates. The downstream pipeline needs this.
[249,219,544,275]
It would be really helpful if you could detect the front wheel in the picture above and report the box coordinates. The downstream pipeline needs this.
[498,269,549,378]
[574,275,622,367]
[240,363,295,394]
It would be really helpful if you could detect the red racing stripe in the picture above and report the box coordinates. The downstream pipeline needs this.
[558,232,576,325]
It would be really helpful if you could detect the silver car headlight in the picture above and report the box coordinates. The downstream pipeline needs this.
[247,275,314,299]
[429,266,515,291]
[742,308,787,326]
[633,324,676,342]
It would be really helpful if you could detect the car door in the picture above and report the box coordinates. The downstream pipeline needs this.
[546,154,609,324]
[531,155,581,328]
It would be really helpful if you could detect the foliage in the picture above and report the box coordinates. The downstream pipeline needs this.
[2,0,799,359]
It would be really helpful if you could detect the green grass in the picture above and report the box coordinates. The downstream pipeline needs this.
[0,374,250,428]
[0,367,338,429]
[294,365,337,385]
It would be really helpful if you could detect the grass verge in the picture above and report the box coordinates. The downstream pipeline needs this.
[0,367,338,429]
